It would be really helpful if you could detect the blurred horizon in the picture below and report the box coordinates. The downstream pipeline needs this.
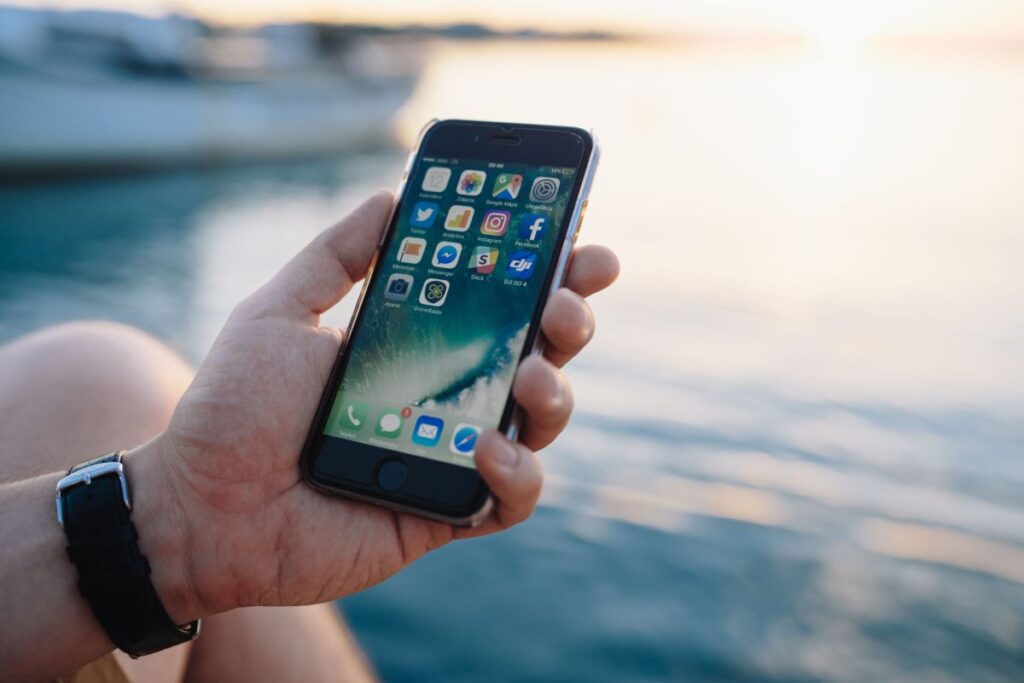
[6,0,1024,47]
[2,1,1023,679]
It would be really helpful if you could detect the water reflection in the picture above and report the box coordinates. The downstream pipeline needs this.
[2,40,1023,682]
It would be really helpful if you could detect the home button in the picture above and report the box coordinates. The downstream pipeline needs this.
[377,460,407,492]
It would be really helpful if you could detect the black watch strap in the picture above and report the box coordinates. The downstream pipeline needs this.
[57,452,200,657]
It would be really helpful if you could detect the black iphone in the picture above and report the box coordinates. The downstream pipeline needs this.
[301,119,599,525]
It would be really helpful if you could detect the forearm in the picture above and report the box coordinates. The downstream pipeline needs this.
[0,442,199,681]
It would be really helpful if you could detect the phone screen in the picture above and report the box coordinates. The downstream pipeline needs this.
[322,158,578,466]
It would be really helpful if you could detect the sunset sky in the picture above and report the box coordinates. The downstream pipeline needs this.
[8,0,1024,38]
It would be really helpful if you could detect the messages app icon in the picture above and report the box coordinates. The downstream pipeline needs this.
[412,415,444,447]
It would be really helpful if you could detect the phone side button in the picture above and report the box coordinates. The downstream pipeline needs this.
[377,459,407,492]
[572,199,589,243]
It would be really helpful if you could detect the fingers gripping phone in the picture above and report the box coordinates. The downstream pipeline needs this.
[301,119,598,526]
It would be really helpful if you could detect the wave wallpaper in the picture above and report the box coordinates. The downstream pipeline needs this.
[324,156,577,466]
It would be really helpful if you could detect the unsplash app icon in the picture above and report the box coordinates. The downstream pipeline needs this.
[529,177,560,203]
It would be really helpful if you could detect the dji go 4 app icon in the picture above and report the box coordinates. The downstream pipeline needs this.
[505,251,538,280]
[518,213,548,241]
[529,177,560,203]
[419,278,450,306]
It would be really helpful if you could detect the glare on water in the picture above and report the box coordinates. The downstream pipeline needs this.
[2,39,1023,682]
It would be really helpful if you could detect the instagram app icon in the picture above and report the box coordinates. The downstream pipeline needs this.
[480,210,511,236]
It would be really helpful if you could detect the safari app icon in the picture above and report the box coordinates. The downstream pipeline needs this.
[449,424,481,455]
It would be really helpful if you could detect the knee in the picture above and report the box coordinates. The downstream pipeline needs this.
[0,321,193,446]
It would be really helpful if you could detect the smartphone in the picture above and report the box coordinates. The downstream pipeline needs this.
[300,119,598,526]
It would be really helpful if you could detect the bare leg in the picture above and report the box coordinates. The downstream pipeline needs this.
[183,606,377,683]
[0,322,375,682]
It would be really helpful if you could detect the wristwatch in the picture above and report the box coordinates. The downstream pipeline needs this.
[55,452,201,657]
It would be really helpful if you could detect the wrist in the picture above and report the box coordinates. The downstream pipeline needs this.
[124,438,207,624]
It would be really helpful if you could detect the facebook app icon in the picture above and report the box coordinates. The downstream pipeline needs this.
[518,213,548,242]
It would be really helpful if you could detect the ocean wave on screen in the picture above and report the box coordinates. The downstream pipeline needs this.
[420,323,528,418]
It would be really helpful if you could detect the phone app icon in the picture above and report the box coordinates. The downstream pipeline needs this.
[421,166,451,193]
[492,173,523,200]
[518,213,548,242]
[470,246,499,274]
[529,177,560,203]
[444,205,474,232]
[456,170,487,196]
[397,237,427,264]
[480,210,511,236]
[374,410,403,438]
[384,273,414,301]
[449,424,481,456]
[419,278,449,306]
[432,241,462,269]
[412,415,444,447]
[338,400,368,431]
[410,201,439,228]
[505,250,538,280]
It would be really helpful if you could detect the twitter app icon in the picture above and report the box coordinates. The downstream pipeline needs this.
[410,201,439,228]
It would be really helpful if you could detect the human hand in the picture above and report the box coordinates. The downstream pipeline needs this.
[131,191,619,620]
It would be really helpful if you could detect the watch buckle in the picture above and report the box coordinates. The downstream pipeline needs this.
[55,461,132,528]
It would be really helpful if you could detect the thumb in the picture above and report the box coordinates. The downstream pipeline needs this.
[239,190,394,321]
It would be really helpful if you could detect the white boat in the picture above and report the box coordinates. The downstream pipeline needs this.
[0,7,422,177]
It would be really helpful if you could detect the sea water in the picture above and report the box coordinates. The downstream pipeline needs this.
[1,42,1022,682]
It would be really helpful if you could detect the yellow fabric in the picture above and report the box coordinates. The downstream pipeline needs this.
[55,653,131,683]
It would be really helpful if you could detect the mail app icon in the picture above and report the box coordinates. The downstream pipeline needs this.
[412,415,444,447]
